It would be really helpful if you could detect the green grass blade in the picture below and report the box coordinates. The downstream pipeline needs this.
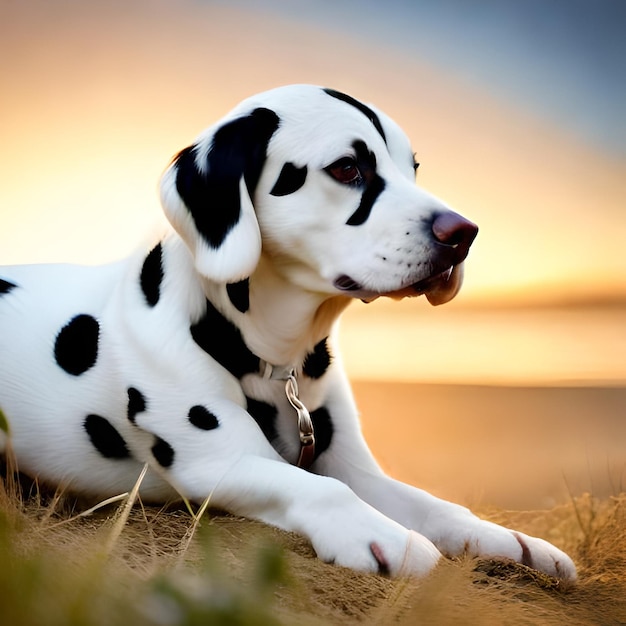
[0,408,10,435]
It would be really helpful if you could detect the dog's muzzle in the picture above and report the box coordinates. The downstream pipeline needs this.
[335,210,478,306]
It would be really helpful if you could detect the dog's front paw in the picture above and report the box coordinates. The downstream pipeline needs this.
[475,522,576,582]
[508,530,577,582]
[437,517,577,582]
[312,523,441,578]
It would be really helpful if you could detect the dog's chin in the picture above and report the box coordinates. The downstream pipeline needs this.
[337,264,465,306]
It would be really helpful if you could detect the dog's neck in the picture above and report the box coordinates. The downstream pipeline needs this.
[204,255,351,371]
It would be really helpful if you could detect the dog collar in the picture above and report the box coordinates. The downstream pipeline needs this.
[258,360,316,469]
[258,359,293,381]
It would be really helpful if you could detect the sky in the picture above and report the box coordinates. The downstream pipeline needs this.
[0,0,624,383]
[217,0,626,159]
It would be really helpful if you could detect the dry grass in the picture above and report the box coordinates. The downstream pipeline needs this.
[1,461,625,626]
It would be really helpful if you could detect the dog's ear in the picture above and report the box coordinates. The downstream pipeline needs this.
[160,107,280,283]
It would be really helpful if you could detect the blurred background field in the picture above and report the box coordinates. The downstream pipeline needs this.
[1,0,625,511]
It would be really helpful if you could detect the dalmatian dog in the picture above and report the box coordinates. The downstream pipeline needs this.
[0,85,575,580]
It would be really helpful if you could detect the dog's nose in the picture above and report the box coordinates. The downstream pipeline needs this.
[431,211,478,262]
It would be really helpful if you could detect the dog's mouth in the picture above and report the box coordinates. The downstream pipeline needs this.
[334,263,464,306]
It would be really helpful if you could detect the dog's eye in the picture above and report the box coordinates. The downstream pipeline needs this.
[325,157,363,186]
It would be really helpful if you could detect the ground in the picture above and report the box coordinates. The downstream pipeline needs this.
[0,470,625,626]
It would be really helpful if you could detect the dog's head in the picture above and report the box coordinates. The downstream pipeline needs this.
[160,85,477,305]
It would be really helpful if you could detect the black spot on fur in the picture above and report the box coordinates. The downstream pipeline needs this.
[270,162,308,196]
[84,414,130,459]
[174,108,280,249]
[346,141,386,226]
[347,176,385,226]
[54,314,99,376]
[0,279,17,295]
[310,406,333,460]
[323,88,387,143]
[190,299,260,379]
[152,436,175,468]
[226,278,250,314]
[246,397,278,443]
[303,338,332,379]
[140,243,164,307]
[188,405,220,430]
[127,387,147,424]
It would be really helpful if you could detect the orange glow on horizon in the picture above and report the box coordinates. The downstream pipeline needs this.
[339,300,626,385]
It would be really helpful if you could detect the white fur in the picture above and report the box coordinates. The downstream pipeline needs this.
[0,85,575,580]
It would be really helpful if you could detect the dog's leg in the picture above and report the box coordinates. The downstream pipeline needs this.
[331,467,575,581]
[207,454,441,577]
[131,397,440,577]
[314,376,577,581]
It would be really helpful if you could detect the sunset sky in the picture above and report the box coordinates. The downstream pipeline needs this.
[1,0,624,384]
